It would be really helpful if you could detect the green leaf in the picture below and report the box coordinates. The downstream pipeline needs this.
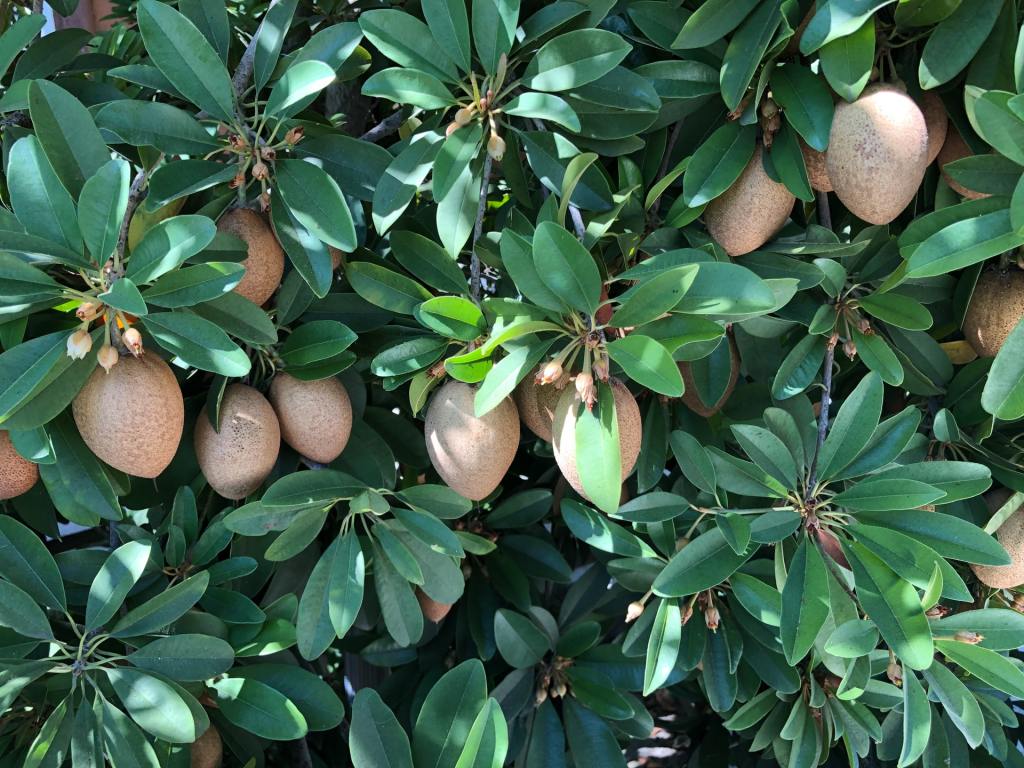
[858,292,932,330]
[351,689,413,768]
[834,478,943,511]
[0,515,66,610]
[39,413,121,525]
[562,697,624,768]
[180,0,230,60]
[780,537,831,664]
[494,608,550,668]
[111,571,209,637]
[801,0,895,55]
[820,17,875,101]
[126,215,218,284]
[137,0,235,121]
[99,278,148,317]
[562,499,654,557]
[773,334,827,400]
[79,159,130,265]
[671,0,760,49]
[265,60,337,117]
[0,580,52,639]
[936,639,1024,698]
[434,124,483,203]
[522,29,631,92]
[127,634,233,681]
[532,221,601,314]
[423,0,471,73]
[252,0,299,92]
[669,430,717,495]
[278,320,357,368]
[230,664,344,732]
[844,542,934,670]
[900,670,931,767]
[28,80,110,199]
[0,16,46,83]
[472,0,519,75]
[653,527,752,597]
[85,541,151,631]
[609,265,697,327]
[106,667,200,743]
[455,698,508,768]
[933,609,1024,651]
[359,9,459,83]
[771,64,834,152]
[392,230,468,295]
[573,383,623,514]
[730,424,798,489]
[147,160,238,208]
[210,676,308,740]
[824,618,879,657]
[141,311,251,376]
[95,100,219,155]
[503,93,580,132]
[141,262,244,307]
[276,159,357,252]
[918,0,1003,89]
[373,539,423,645]
[362,67,453,110]
[190,292,277,345]
[8,135,82,256]
[981,316,1024,419]
[817,371,883,479]
[348,261,433,315]
[412,659,487,768]
[606,335,684,396]
[643,598,681,695]
[682,122,756,207]
[719,0,782,111]
[100,694,161,768]
[922,662,985,748]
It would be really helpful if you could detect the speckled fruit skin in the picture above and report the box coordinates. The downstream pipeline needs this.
[190,725,223,768]
[678,336,740,417]
[801,140,832,192]
[195,384,280,500]
[705,145,795,257]
[269,373,352,463]
[826,84,929,225]
[919,91,948,165]
[424,380,520,501]
[938,127,989,200]
[217,209,285,306]
[73,354,184,478]
[512,372,564,443]
[0,430,37,499]
[963,269,1024,358]
[551,379,641,501]
[972,489,1024,589]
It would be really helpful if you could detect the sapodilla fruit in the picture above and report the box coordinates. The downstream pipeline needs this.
[962,268,1024,358]
[678,336,740,417]
[513,373,563,443]
[705,145,794,257]
[269,373,352,464]
[217,209,285,306]
[826,84,929,225]
[424,380,519,500]
[937,127,989,200]
[971,488,1024,589]
[551,379,641,500]
[73,354,184,478]
[416,587,453,623]
[190,724,223,768]
[918,91,948,164]
[195,384,280,500]
[0,430,37,499]
[800,140,832,192]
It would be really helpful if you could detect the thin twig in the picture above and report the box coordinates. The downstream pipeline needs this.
[816,190,832,230]
[359,110,406,143]
[470,153,494,302]
[232,31,262,101]
[114,170,151,267]
[806,336,838,496]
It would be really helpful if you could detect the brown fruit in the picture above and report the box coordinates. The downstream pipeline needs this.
[972,488,1024,589]
[679,336,740,417]
[937,126,989,200]
[826,84,929,224]
[801,140,832,192]
[918,91,948,165]
[195,384,280,500]
[416,588,453,623]
[329,246,344,270]
[73,354,184,478]
[217,208,285,306]
[962,268,1024,358]
[705,145,795,257]
[190,724,223,768]
[269,373,352,464]
[512,373,563,443]
[551,379,641,501]
[424,380,519,500]
[0,430,37,500]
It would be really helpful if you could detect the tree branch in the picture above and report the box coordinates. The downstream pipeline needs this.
[806,335,838,497]
[359,110,406,143]
[232,29,262,101]
[816,190,832,230]
[470,153,493,302]
[115,169,151,267]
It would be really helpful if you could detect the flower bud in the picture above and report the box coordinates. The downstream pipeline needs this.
[553,681,567,698]
[122,327,143,357]
[843,339,857,360]
[625,601,644,623]
[285,127,304,145]
[535,688,548,705]
[97,344,119,373]
[704,605,720,632]
[251,161,270,181]
[445,121,460,137]
[260,147,276,161]
[886,660,903,687]
[66,330,93,360]
[537,360,563,385]
[575,372,596,409]
[487,133,505,161]
[454,106,473,126]
[76,302,101,322]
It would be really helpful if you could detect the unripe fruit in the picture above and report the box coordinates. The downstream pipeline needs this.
[195,384,280,500]
[800,140,832,192]
[972,488,1024,589]
[416,587,453,623]
[825,84,929,224]
[190,725,223,768]
[216,209,285,306]
[918,91,948,165]
[705,145,795,256]
[962,268,1024,358]
[424,380,519,500]
[937,126,989,200]
[0,430,37,500]
[551,379,641,501]
[269,373,352,464]
[73,354,184,478]
[512,372,562,442]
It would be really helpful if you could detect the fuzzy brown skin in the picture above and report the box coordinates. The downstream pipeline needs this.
[801,140,832,192]
[512,372,564,443]
[416,588,453,623]
[679,336,740,417]
[0,430,37,499]
[195,384,280,500]
[937,127,989,200]
[705,145,795,257]
[73,354,184,478]
[424,380,520,501]
[269,373,352,464]
[217,209,285,306]
[190,725,223,768]
[551,379,641,501]
[963,269,1024,358]
[918,91,948,165]
[972,488,1024,589]
[826,84,929,224]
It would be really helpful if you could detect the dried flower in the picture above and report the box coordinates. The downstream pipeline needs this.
[251,161,270,181]
[285,127,304,145]
[66,329,92,360]
[454,106,474,126]
[537,361,563,385]
[76,302,101,322]
[886,660,903,687]
[122,327,143,357]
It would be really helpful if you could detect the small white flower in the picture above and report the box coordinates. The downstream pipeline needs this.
[66,330,92,360]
